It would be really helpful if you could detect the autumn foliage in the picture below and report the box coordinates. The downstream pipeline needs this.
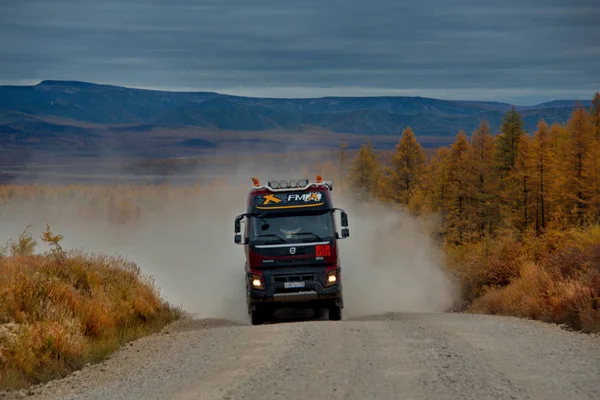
[343,93,600,333]
[0,227,181,390]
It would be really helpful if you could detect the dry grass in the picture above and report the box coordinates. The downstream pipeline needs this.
[447,226,600,333]
[0,226,181,390]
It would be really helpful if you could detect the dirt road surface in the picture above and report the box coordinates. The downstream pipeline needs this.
[4,313,599,400]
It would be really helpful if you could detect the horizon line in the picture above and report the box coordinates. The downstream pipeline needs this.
[0,78,595,108]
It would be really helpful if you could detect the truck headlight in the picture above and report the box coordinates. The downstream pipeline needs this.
[325,270,338,287]
[251,275,264,289]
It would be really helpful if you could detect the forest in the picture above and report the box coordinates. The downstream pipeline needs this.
[339,92,600,333]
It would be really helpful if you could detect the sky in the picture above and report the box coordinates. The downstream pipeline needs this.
[0,0,599,105]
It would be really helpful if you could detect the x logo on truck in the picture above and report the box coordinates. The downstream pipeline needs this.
[289,247,297,255]
[262,194,281,205]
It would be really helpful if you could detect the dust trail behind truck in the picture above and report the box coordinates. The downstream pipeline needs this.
[233,175,350,325]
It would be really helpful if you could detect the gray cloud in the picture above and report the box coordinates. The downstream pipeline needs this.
[1,0,598,104]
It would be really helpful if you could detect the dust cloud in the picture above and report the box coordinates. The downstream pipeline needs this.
[0,152,459,323]
[0,186,251,323]
[334,198,459,318]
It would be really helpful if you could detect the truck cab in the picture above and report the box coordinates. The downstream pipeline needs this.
[233,175,350,325]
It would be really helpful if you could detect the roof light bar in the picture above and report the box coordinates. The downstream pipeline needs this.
[257,177,329,191]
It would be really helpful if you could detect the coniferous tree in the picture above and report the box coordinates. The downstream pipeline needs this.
[530,120,556,234]
[384,126,426,205]
[495,131,534,232]
[587,94,600,220]
[495,106,526,177]
[445,131,471,244]
[415,147,451,224]
[547,122,570,225]
[465,119,498,238]
[348,140,381,202]
[591,92,600,141]
[492,107,528,231]
[564,106,594,224]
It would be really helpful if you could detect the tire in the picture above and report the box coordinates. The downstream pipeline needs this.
[250,308,263,325]
[329,305,342,321]
[313,307,326,319]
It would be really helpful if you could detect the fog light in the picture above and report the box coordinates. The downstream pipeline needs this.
[251,275,263,289]
[326,270,338,287]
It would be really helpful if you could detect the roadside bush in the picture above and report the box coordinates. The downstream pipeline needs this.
[454,226,600,333]
[0,227,181,390]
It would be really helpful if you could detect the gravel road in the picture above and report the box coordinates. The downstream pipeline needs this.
[4,313,599,400]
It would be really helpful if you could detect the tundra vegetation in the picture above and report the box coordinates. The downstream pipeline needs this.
[0,92,598,391]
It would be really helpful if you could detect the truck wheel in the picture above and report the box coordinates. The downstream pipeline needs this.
[329,305,342,321]
[250,306,264,325]
[313,307,325,319]
[250,310,263,325]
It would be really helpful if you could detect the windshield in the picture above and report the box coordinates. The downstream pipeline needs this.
[249,211,334,245]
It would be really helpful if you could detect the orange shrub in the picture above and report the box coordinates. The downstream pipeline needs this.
[465,226,600,333]
[0,228,180,390]
[445,228,529,303]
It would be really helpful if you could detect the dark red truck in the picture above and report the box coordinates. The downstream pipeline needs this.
[234,175,350,325]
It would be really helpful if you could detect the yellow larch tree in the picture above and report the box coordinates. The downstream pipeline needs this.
[586,94,600,221]
[530,119,557,234]
[547,122,570,226]
[444,131,471,244]
[384,126,426,205]
[563,106,594,224]
[591,92,600,141]
[411,146,451,223]
[347,140,382,202]
[465,119,498,239]
[494,106,526,178]
[501,133,534,232]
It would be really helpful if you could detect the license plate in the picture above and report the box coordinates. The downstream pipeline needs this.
[284,281,305,289]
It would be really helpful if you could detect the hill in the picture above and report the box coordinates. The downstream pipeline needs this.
[1,80,592,135]
[0,80,594,167]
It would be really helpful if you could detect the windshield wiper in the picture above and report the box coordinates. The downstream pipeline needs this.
[292,232,326,242]
[255,234,287,244]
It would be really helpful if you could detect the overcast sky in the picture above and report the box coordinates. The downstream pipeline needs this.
[1,0,598,104]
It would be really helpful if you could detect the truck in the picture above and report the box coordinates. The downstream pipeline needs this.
[233,175,350,325]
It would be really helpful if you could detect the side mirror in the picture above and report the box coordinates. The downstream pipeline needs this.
[334,209,349,239]
[341,211,348,227]
[234,214,248,245]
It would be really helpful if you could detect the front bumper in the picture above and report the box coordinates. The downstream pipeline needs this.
[247,267,343,307]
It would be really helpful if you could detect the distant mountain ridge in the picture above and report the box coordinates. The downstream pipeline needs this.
[0,80,593,139]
